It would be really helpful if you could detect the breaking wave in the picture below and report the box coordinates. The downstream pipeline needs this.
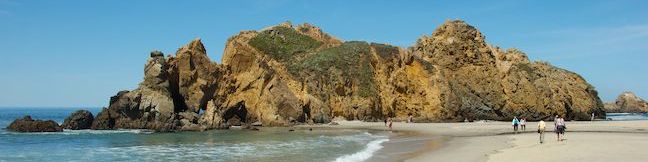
[334,138,389,162]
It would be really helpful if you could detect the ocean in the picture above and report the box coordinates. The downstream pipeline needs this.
[0,108,389,162]
[605,113,648,121]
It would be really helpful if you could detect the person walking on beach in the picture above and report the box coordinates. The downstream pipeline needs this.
[591,113,595,121]
[388,117,393,131]
[553,115,559,132]
[384,118,387,127]
[520,118,527,131]
[556,116,566,141]
[538,120,546,143]
[512,116,520,134]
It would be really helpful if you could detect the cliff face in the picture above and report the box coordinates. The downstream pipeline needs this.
[604,92,648,113]
[92,20,605,131]
[402,21,603,121]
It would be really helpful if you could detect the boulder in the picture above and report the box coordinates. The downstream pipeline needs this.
[91,108,115,130]
[61,110,94,130]
[6,116,62,132]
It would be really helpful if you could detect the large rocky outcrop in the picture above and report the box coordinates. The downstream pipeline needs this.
[604,92,648,113]
[168,39,223,113]
[91,51,191,131]
[391,20,604,121]
[61,110,94,130]
[6,116,62,132]
[90,20,605,131]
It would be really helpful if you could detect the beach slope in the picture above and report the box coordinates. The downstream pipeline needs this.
[334,120,648,162]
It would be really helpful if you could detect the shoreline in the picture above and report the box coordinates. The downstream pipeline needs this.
[6,116,648,162]
[325,120,648,162]
[367,130,445,162]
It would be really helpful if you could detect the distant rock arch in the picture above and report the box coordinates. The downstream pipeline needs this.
[223,101,248,125]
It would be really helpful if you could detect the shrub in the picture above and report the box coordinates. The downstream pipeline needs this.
[514,63,539,81]
[248,26,323,62]
[297,41,377,97]
[250,27,378,98]
[370,43,399,59]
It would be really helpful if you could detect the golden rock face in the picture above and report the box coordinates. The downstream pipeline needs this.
[208,20,603,124]
[604,92,648,113]
[94,20,606,131]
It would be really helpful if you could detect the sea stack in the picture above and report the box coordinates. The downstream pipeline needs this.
[604,91,648,113]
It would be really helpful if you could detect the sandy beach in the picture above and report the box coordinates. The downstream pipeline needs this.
[326,120,648,162]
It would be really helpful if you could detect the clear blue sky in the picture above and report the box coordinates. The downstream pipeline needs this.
[1,0,646,107]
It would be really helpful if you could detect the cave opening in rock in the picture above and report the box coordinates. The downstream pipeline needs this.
[564,102,574,120]
[297,101,311,123]
[223,101,248,125]
[198,108,204,116]
[106,117,115,129]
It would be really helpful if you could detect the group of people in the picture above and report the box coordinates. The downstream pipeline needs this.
[511,116,527,133]
[513,115,567,144]
[554,115,567,142]
[384,117,393,131]
[383,115,414,132]
[383,115,569,143]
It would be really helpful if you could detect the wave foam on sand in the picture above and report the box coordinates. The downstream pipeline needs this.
[334,138,389,162]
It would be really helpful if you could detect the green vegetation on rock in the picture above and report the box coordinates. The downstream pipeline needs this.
[249,27,378,97]
[298,41,377,97]
[249,26,323,62]
[513,63,539,81]
[370,43,399,59]
[299,41,370,73]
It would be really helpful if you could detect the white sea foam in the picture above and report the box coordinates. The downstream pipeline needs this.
[2,129,152,135]
[1,127,387,162]
[333,138,389,162]
[606,113,648,121]
[62,129,153,135]
[87,132,387,162]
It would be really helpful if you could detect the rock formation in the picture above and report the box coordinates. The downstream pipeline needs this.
[604,91,648,113]
[90,50,204,131]
[88,20,605,131]
[6,116,62,132]
[61,110,94,130]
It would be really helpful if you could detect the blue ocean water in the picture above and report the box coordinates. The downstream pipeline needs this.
[0,108,388,162]
[605,113,648,121]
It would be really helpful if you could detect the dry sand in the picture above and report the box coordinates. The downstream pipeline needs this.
[326,120,648,162]
[488,132,648,162]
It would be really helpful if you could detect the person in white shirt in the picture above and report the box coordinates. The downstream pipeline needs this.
[520,118,527,131]
[556,116,566,141]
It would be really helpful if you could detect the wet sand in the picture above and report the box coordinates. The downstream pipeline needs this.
[367,131,444,162]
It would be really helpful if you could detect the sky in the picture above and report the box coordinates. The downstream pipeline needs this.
[0,0,646,107]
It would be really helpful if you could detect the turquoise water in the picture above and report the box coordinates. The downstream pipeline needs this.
[0,108,388,162]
